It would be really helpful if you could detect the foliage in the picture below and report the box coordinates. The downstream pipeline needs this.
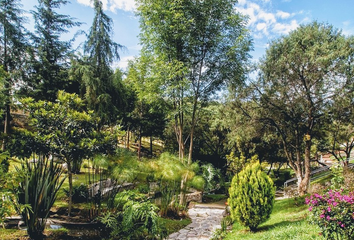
[330,164,344,190]
[27,0,81,101]
[99,190,162,240]
[14,157,65,239]
[228,162,275,231]
[0,169,14,228]
[19,91,120,215]
[231,21,352,195]
[211,216,232,240]
[306,190,354,239]
[148,152,199,216]
[0,0,28,144]
[0,152,14,228]
[158,217,191,236]
[136,0,251,163]
[203,194,227,203]
[343,167,354,192]
[78,0,124,125]
[200,163,222,193]
[189,103,231,170]
[224,196,321,240]
[63,184,89,203]
[226,152,258,176]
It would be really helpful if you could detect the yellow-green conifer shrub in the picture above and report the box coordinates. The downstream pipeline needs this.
[228,161,275,231]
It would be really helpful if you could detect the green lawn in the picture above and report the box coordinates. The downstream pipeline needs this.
[224,196,322,240]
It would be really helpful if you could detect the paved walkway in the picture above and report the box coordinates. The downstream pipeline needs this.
[167,201,226,240]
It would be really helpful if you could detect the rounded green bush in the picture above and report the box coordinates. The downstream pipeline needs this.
[228,161,275,231]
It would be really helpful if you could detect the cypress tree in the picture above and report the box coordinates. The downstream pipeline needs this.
[228,161,275,231]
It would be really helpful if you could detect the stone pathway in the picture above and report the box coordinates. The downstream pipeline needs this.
[167,201,226,240]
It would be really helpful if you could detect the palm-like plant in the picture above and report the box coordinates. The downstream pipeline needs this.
[14,155,65,239]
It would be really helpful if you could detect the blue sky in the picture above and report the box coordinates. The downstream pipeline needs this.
[21,0,354,69]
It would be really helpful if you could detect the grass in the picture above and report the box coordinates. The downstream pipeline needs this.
[203,194,227,203]
[0,229,29,240]
[224,196,323,240]
[159,217,192,235]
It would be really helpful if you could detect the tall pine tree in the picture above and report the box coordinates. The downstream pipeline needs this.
[27,0,81,102]
[82,0,124,126]
[0,0,28,149]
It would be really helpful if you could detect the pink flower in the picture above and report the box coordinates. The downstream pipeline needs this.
[320,214,325,218]
[327,207,331,212]
[326,216,331,221]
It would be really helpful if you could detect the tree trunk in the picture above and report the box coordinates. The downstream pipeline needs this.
[298,139,311,195]
[179,175,187,206]
[2,104,10,151]
[150,135,153,156]
[67,162,73,216]
[126,128,130,149]
[138,128,142,160]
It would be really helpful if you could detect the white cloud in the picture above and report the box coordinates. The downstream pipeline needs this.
[276,10,291,19]
[236,0,305,40]
[237,0,247,6]
[110,0,136,12]
[77,0,93,7]
[258,11,276,24]
[115,55,135,70]
[342,21,354,36]
[256,22,268,35]
[76,0,136,12]
[273,20,299,35]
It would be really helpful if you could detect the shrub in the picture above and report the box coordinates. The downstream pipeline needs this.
[228,162,275,231]
[343,167,354,192]
[99,190,162,239]
[306,190,354,240]
[330,164,344,190]
[200,163,222,193]
[63,184,89,203]
[14,157,65,239]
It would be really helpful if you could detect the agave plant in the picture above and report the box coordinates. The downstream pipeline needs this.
[14,155,65,239]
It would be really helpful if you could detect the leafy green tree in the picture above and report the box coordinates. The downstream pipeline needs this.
[27,0,81,101]
[189,103,231,170]
[237,22,351,195]
[0,0,28,149]
[136,0,251,163]
[221,99,287,177]
[20,91,118,215]
[319,37,354,166]
[126,57,166,158]
[228,161,275,231]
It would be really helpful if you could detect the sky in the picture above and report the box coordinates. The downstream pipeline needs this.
[21,0,354,70]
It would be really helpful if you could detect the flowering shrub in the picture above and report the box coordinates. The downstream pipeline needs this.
[306,190,354,239]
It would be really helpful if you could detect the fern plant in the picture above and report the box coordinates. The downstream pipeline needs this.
[99,190,162,239]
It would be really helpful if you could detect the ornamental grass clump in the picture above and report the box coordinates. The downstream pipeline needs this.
[306,190,354,240]
[228,161,275,231]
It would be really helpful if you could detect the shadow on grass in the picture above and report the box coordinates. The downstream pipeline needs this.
[256,218,306,233]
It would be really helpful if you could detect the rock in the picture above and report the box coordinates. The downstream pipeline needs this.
[186,191,202,203]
